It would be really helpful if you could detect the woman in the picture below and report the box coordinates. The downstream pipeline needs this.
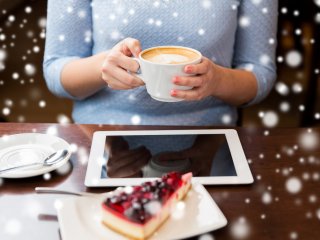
[43,0,278,126]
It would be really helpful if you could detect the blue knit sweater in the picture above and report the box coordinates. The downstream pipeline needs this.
[43,0,278,125]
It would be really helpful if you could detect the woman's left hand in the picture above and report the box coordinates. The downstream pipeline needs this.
[170,57,222,101]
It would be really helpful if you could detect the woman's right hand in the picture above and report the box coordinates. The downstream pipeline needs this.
[101,38,144,90]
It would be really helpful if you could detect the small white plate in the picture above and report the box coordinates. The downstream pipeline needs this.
[57,183,227,240]
[0,133,71,178]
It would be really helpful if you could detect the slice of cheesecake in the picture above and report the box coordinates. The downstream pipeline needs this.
[101,172,192,240]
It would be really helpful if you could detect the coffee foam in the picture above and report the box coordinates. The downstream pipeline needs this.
[142,47,199,64]
[148,54,189,64]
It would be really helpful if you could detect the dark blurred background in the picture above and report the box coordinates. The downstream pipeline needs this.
[0,0,319,127]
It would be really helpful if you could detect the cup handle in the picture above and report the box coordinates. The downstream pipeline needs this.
[132,58,146,83]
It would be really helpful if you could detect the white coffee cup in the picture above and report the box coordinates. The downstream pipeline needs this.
[135,46,202,102]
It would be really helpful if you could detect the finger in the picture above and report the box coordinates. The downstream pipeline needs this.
[184,58,209,74]
[171,88,204,101]
[106,136,129,155]
[117,55,140,73]
[106,67,143,87]
[112,155,149,178]
[172,76,204,87]
[104,52,140,73]
[123,38,142,57]
[108,146,151,170]
[107,149,150,178]
[102,74,133,90]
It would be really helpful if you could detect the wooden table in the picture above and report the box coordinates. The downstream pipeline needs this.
[0,123,319,240]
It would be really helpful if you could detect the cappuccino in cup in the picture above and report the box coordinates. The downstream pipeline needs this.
[141,47,200,65]
[135,46,202,102]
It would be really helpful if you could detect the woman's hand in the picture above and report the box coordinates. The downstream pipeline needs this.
[170,57,223,101]
[156,135,224,176]
[101,38,144,90]
[105,136,151,178]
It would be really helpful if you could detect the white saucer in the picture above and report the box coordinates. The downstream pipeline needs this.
[0,133,71,178]
[57,183,227,240]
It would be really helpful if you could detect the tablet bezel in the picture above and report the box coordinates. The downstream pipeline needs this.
[85,129,254,187]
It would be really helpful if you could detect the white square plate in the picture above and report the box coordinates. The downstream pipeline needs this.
[57,183,227,240]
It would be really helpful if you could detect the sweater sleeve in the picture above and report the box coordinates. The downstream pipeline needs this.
[232,0,278,106]
[43,0,93,100]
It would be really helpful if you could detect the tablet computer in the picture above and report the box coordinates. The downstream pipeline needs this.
[85,129,254,186]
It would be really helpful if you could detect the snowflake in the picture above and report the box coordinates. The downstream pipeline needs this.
[8,15,15,22]
[58,34,65,42]
[155,20,162,27]
[292,82,303,93]
[0,49,7,61]
[46,126,57,135]
[298,105,305,111]
[299,131,319,151]
[0,34,6,41]
[230,217,250,239]
[25,6,32,13]
[259,54,270,65]
[2,107,10,116]
[56,162,72,175]
[38,17,46,28]
[268,38,275,45]
[285,50,302,67]
[309,194,317,203]
[43,173,51,180]
[201,0,212,9]
[110,30,121,40]
[279,101,290,112]
[251,0,262,5]
[109,14,116,21]
[198,234,214,240]
[281,7,288,14]
[239,16,250,28]
[77,146,89,165]
[24,63,36,76]
[198,28,205,36]
[153,1,160,8]
[54,199,64,210]
[131,115,141,125]
[293,10,300,17]
[66,6,73,14]
[285,177,302,194]
[316,209,320,220]
[57,114,71,124]
[33,46,40,53]
[277,56,284,63]
[221,114,232,125]
[38,100,46,108]
[275,82,289,96]
[290,232,298,240]
[78,10,87,18]
[262,192,272,204]
[262,111,279,128]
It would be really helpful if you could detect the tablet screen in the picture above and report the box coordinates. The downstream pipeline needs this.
[100,134,237,179]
